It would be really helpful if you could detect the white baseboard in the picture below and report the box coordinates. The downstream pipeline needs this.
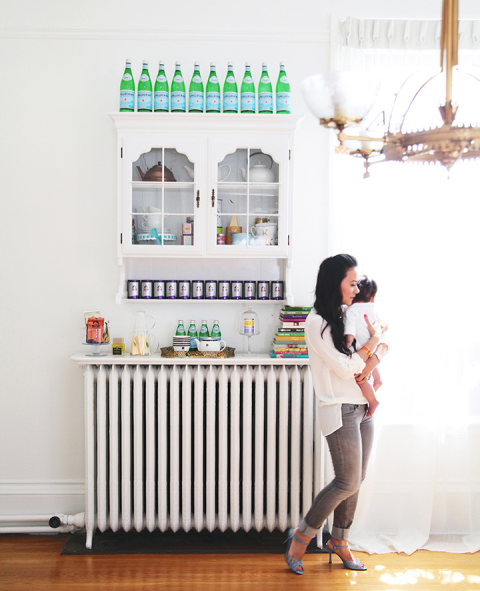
[0,480,85,517]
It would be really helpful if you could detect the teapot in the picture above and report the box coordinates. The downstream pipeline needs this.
[136,161,176,182]
[193,338,226,352]
[184,164,231,182]
[240,152,275,182]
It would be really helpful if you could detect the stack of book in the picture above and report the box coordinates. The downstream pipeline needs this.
[270,306,312,358]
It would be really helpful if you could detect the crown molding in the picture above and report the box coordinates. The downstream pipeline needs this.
[0,27,329,44]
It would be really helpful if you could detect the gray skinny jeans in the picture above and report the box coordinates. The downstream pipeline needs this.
[298,403,374,540]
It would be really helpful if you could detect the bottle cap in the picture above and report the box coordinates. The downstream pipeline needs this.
[159,60,164,65]
[113,337,124,344]
[227,62,233,66]
[143,60,148,65]
[262,62,267,67]
[175,61,181,66]
[126,59,131,63]
[210,62,216,66]
[279,61,285,66]
[190,319,196,323]
[194,61,200,66]
[245,62,250,66]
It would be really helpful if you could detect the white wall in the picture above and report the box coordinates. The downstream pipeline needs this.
[1,0,476,517]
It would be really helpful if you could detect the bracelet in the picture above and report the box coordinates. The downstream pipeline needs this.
[361,345,373,358]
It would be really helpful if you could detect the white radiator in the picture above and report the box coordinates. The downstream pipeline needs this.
[83,363,323,549]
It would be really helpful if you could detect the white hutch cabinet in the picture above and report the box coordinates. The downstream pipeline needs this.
[109,113,302,304]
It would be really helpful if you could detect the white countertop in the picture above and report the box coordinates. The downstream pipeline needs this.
[71,353,309,366]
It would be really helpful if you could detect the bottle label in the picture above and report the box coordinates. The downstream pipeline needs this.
[192,75,202,83]
[209,76,218,84]
[174,75,183,83]
[223,92,238,111]
[140,74,149,82]
[156,74,167,83]
[189,91,204,111]
[176,326,185,334]
[122,73,132,81]
[137,90,152,110]
[261,76,270,84]
[243,76,253,84]
[258,92,273,111]
[241,92,255,112]
[206,92,221,111]
[120,90,134,110]
[276,92,291,111]
[280,75,289,84]
[171,91,186,110]
[200,326,209,335]
[226,76,236,84]
[154,90,169,110]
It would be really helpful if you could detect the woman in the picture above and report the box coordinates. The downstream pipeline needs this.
[285,254,388,575]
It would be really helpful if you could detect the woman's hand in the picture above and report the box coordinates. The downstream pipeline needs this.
[364,315,388,338]
[355,370,372,385]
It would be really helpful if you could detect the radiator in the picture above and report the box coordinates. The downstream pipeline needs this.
[83,363,323,549]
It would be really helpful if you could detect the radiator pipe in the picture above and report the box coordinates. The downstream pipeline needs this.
[0,512,85,533]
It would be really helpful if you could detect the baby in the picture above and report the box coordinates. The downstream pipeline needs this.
[344,276,382,417]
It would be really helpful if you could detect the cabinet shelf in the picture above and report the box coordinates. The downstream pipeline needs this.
[131,181,195,190]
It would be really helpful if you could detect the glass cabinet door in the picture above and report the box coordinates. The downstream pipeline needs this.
[209,142,287,256]
[125,145,202,253]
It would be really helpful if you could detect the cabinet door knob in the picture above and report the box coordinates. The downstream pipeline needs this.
[211,189,215,208]
[196,190,200,209]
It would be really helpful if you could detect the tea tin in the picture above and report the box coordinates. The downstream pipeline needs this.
[178,280,190,299]
[127,279,140,299]
[141,280,153,299]
[205,280,217,299]
[153,280,165,299]
[166,280,178,299]
[231,281,243,299]
[192,280,204,299]
[271,280,284,300]
[257,281,269,300]
[244,281,256,300]
[218,280,230,299]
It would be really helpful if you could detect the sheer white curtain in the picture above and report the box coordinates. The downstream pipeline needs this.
[327,17,480,554]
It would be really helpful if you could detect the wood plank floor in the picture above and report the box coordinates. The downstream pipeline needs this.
[1,535,480,591]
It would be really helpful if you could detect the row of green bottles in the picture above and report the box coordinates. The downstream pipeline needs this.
[176,319,221,349]
[120,61,290,114]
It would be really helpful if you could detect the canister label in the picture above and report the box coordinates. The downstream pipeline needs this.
[244,319,255,335]
[171,91,186,110]
[138,90,152,110]
[120,90,134,110]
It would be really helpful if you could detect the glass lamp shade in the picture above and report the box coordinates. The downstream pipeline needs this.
[342,126,385,154]
[301,71,381,123]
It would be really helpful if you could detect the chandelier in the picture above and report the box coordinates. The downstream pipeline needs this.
[301,0,480,177]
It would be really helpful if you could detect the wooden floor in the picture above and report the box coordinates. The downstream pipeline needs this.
[1,535,480,591]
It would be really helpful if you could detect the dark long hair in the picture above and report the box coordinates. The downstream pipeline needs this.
[354,275,377,303]
[313,254,357,356]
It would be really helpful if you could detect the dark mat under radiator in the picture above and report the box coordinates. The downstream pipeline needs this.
[61,528,329,555]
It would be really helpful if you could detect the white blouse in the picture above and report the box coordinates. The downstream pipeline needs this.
[305,310,368,437]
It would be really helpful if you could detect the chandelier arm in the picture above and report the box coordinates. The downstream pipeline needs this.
[397,72,442,133]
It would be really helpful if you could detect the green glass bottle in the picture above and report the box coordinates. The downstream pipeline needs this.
[175,320,186,336]
[258,62,273,114]
[171,61,186,112]
[120,59,135,112]
[206,62,221,113]
[154,61,169,112]
[223,63,238,113]
[211,320,221,341]
[276,62,291,114]
[187,319,198,349]
[240,62,256,113]
[199,319,210,341]
[137,60,152,112]
[189,62,204,112]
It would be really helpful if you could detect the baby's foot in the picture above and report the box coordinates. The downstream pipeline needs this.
[366,399,379,417]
